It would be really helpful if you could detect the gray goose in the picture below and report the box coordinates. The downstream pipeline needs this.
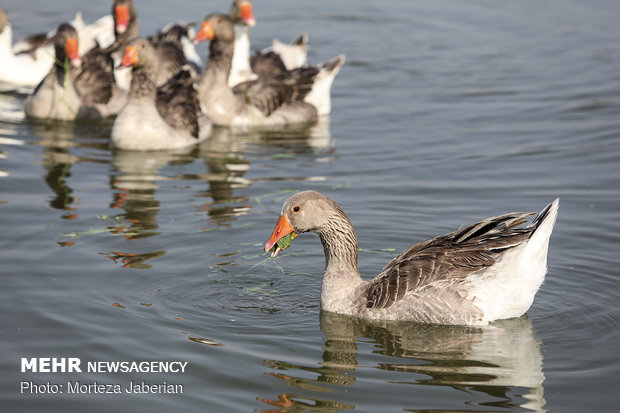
[264,191,559,326]
[110,38,211,150]
[195,13,323,129]
[24,23,126,121]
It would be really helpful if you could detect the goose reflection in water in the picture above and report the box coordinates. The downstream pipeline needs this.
[258,312,545,412]
[202,119,334,224]
[195,126,253,225]
[110,127,254,238]
[28,120,110,218]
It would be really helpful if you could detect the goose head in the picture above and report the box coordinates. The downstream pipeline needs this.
[55,23,82,68]
[264,191,351,257]
[229,0,256,27]
[113,0,138,38]
[195,14,235,44]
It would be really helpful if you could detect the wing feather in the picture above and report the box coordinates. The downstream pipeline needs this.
[364,211,538,310]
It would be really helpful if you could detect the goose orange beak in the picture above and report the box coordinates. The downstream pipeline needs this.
[65,37,81,67]
[115,5,130,34]
[264,215,297,257]
[121,45,138,67]
[195,21,214,43]
[240,2,256,27]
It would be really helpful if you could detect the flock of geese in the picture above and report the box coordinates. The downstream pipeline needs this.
[1,1,560,325]
[0,0,345,150]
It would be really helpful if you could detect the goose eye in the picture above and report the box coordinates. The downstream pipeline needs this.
[292,205,301,213]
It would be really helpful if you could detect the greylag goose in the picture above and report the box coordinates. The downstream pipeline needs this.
[195,14,337,129]
[24,23,126,121]
[110,38,211,150]
[227,0,308,87]
[264,191,559,326]
[0,8,114,89]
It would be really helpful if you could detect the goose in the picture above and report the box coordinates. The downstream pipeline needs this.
[264,191,559,326]
[0,8,114,89]
[24,23,126,121]
[196,14,342,129]
[110,38,211,150]
[227,0,308,87]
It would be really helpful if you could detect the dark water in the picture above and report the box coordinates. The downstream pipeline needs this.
[2,0,620,412]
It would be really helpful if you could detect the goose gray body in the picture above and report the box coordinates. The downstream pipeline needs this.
[111,38,210,150]
[196,14,319,130]
[24,23,126,120]
[264,191,559,325]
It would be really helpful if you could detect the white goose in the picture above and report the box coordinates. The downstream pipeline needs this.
[265,191,559,326]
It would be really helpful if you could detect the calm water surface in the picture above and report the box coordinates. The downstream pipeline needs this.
[1,0,620,412]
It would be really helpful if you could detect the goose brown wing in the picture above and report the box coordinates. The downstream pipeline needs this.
[250,50,287,78]
[74,63,114,105]
[82,43,116,75]
[364,211,537,310]
[233,66,319,116]
[149,23,191,49]
[151,41,186,87]
[156,69,200,138]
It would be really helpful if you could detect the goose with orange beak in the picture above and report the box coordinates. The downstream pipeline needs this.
[110,38,211,150]
[24,23,126,120]
[263,190,559,325]
[194,14,322,129]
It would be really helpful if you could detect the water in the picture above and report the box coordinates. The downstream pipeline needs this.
[2,0,620,411]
